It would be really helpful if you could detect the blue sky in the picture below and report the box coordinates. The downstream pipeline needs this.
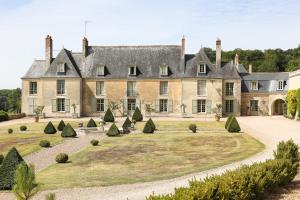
[0,0,300,88]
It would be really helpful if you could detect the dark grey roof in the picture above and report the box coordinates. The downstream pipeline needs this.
[236,64,248,73]
[241,72,289,81]
[22,60,45,78]
[221,62,242,79]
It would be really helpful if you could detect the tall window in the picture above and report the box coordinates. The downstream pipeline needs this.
[160,81,168,95]
[250,100,258,112]
[128,66,137,76]
[29,82,37,95]
[57,80,65,95]
[159,99,168,112]
[96,66,105,76]
[250,81,258,91]
[197,100,206,113]
[225,83,234,96]
[225,100,234,113]
[127,99,136,111]
[96,81,104,96]
[127,81,136,96]
[197,80,206,96]
[277,80,284,90]
[96,98,105,112]
[197,64,206,75]
[160,65,168,76]
[57,98,65,112]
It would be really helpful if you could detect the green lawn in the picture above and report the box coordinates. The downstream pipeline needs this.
[37,121,265,189]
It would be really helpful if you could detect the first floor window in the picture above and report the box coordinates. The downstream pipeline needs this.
[159,99,168,112]
[96,98,105,112]
[197,80,206,96]
[127,99,136,111]
[57,98,65,112]
[197,100,206,113]
[57,80,65,95]
[225,100,234,113]
[160,81,168,95]
[250,100,259,112]
[226,83,234,96]
[96,81,104,96]
[127,81,137,96]
[29,82,37,95]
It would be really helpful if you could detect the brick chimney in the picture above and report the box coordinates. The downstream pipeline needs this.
[216,38,221,69]
[181,35,185,59]
[45,35,53,68]
[82,37,89,57]
[234,54,239,66]
[249,64,252,73]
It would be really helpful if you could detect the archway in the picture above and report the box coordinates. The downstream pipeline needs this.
[271,99,285,115]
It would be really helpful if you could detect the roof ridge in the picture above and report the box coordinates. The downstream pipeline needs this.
[90,45,181,48]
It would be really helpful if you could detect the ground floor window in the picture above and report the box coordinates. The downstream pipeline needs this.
[127,99,136,112]
[52,98,70,112]
[57,98,65,112]
[250,100,259,112]
[96,98,105,112]
[159,99,168,112]
[197,100,206,113]
[225,100,234,113]
[28,98,37,114]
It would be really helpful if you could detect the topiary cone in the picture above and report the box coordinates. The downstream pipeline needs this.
[44,121,57,134]
[104,108,115,122]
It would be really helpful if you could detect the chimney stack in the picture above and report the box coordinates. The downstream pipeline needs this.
[45,35,53,69]
[181,35,185,59]
[248,64,252,73]
[82,37,89,57]
[234,54,239,66]
[216,38,221,69]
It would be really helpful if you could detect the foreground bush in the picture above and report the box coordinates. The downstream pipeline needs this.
[61,124,77,138]
[188,124,197,133]
[39,140,51,148]
[44,122,57,134]
[57,120,66,131]
[143,119,155,134]
[104,108,115,122]
[8,129,13,134]
[274,139,300,164]
[0,147,26,190]
[0,111,9,122]
[90,139,99,146]
[106,123,120,137]
[20,126,27,132]
[87,118,97,127]
[227,116,241,133]
[132,107,143,122]
[225,116,233,129]
[0,154,3,165]
[55,153,68,163]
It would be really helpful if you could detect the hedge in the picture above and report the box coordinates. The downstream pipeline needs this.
[87,118,97,127]
[57,120,66,131]
[132,107,143,122]
[44,122,57,134]
[104,108,115,122]
[61,124,77,138]
[0,111,8,122]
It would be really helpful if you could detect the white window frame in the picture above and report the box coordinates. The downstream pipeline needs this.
[225,100,234,113]
[197,99,206,113]
[197,80,206,96]
[250,80,258,91]
[96,66,105,76]
[225,82,234,96]
[128,66,137,76]
[57,98,65,112]
[127,81,137,96]
[160,65,168,76]
[159,99,168,112]
[29,82,37,95]
[96,98,105,112]
[57,80,65,95]
[57,63,66,73]
[160,81,168,96]
[277,80,284,90]
[197,64,206,75]
[96,81,104,96]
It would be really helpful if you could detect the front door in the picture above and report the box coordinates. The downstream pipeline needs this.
[250,100,259,116]
[127,99,136,116]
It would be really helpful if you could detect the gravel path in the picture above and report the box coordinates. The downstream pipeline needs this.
[1,116,300,200]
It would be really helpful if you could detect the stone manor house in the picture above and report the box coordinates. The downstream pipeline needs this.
[22,35,292,118]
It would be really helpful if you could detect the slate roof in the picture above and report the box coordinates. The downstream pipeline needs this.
[22,60,45,78]
[221,62,242,79]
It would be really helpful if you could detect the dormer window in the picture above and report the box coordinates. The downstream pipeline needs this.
[160,65,168,76]
[197,64,206,75]
[277,80,284,90]
[250,81,258,91]
[96,66,105,76]
[57,63,66,73]
[128,66,137,76]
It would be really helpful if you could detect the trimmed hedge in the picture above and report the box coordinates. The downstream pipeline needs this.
[0,147,26,190]
[188,124,197,133]
[44,122,57,134]
[104,108,115,122]
[40,140,51,148]
[225,116,233,130]
[19,126,27,131]
[122,117,132,130]
[57,120,66,131]
[227,116,241,133]
[132,107,143,122]
[87,118,97,127]
[0,111,8,122]
[106,123,120,137]
[55,153,68,163]
[61,124,77,138]
[143,119,154,134]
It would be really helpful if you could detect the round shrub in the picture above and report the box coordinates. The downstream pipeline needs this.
[0,111,9,122]
[90,139,99,146]
[8,129,13,134]
[189,124,197,133]
[39,140,50,148]
[87,118,97,127]
[55,153,68,163]
[20,126,27,131]
[44,121,57,134]
[0,154,3,165]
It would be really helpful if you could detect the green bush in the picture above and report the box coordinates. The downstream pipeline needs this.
[104,108,115,122]
[55,153,68,163]
[44,122,57,134]
[274,139,300,164]
[45,193,56,200]
[90,140,99,146]
[0,111,8,122]
[225,116,233,129]
[287,90,297,118]
[0,154,3,165]
[132,107,143,122]
[227,117,241,133]
[39,140,51,148]
[148,118,156,130]
[61,124,77,138]
[0,147,26,190]
[122,117,132,130]
[8,129,13,134]
[19,126,27,131]
[143,119,154,134]
[106,123,120,137]
[188,124,197,133]
[57,120,66,131]
[87,118,97,127]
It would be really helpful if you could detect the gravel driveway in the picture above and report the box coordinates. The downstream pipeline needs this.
[1,116,300,200]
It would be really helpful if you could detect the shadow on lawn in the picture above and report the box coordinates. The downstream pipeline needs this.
[265,179,300,199]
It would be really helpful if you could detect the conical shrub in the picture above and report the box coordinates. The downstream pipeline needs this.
[227,117,241,133]
[225,116,233,130]
[122,117,132,130]
[104,108,115,122]
[143,119,154,134]
[87,118,97,127]
[132,107,143,122]
[148,118,156,130]
[0,147,26,190]
[57,120,66,131]
[106,123,120,137]
[61,123,77,137]
[44,122,57,134]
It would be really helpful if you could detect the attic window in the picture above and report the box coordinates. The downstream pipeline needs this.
[160,65,168,76]
[197,64,206,75]
[277,80,284,90]
[97,66,105,76]
[128,66,137,76]
[250,81,258,91]
[57,63,66,73]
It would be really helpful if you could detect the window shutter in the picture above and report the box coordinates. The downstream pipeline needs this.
[155,100,160,112]
[192,100,197,114]
[123,99,128,116]
[128,67,131,75]
[52,99,57,112]
[65,99,70,112]
[91,96,96,112]
[206,100,212,114]
[168,99,173,113]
